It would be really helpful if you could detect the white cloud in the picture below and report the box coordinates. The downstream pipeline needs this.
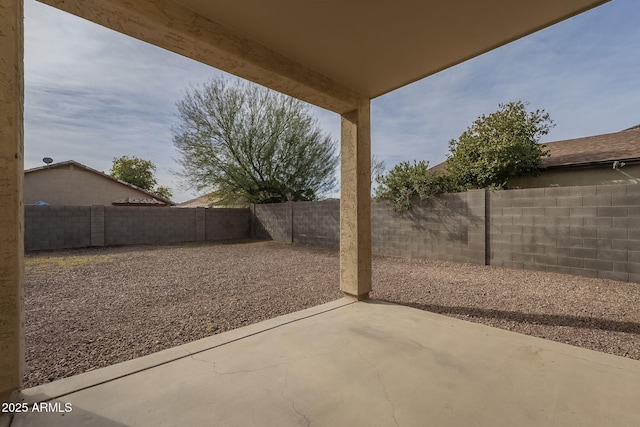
[24,0,640,201]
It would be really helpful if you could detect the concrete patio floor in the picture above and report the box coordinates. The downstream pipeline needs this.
[6,298,640,426]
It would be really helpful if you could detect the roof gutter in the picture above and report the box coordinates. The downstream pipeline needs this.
[542,157,640,171]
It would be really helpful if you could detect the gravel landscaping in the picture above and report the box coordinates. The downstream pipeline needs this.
[24,240,640,388]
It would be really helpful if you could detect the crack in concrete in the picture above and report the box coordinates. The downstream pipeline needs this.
[3,411,15,427]
[187,353,313,425]
[188,353,294,376]
[351,344,400,427]
[188,350,337,377]
[281,371,311,427]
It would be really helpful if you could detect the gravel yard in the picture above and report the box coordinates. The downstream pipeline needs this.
[24,240,640,388]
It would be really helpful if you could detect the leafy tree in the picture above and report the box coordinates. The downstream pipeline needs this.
[446,101,553,189]
[110,155,173,200]
[375,160,459,212]
[153,186,173,200]
[172,77,338,205]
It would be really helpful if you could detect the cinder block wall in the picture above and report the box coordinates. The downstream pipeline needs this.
[253,202,293,242]
[104,207,197,246]
[372,192,485,264]
[255,195,486,265]
[25,206,251,250]
[205,208,251,240]
[292,200,340,247]
[25,206,91,250]
[24,183,640,283]
[252,184,640,284]
[489,184,640,282]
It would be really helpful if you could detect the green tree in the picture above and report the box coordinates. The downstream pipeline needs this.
[172,77,338,205]
[447,101,553,189]
[153,186,173,200]
[110,155,173,200]
[375,160,459,212]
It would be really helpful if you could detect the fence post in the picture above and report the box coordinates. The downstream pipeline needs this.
[289,201,294,243]
[466,189,487,265]
[195,207,206,241]
[250,204,256,238]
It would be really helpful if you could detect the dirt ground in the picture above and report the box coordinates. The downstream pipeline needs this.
[23,240,640,388]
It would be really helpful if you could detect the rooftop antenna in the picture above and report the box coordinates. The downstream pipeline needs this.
[43,157,53,167]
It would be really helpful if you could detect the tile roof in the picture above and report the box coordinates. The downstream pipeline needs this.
[111,197,168,206]
[429,127,640,171]
[541,127,640,168]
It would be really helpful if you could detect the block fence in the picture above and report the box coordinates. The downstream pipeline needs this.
[252,184,640,284]
[252,191,486,265]
[489,185,640,283]
[24,206,250,251]
[24,183,640,283]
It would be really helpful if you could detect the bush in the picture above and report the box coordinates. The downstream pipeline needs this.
[374,160,459,212]
[447,101,553,189]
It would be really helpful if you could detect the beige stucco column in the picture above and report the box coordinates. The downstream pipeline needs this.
[0,0,25,403]
[340,99,372,300]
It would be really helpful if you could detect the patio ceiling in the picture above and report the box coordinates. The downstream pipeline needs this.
[174,0,607,100]
[38,0,608,113]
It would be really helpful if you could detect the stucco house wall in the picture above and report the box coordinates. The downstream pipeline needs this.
[24,161,167,206]
[508,164,640,189]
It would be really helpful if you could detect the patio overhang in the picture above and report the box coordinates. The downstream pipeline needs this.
[35,0,608,114]
[1,0,610,403]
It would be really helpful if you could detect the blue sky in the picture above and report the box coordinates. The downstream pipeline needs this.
[24,0,640,202]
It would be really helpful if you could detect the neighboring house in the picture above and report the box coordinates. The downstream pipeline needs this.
[429,126,640,189]
[177,194,217,208]
[509,126,640,188]
[177,193,248,208]
[24,160,175,206]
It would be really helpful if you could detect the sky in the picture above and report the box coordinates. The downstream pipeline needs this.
[24,0,640,203]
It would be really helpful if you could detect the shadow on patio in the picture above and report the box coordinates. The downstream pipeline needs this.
[395,302,640,335]
[8,299,640,427]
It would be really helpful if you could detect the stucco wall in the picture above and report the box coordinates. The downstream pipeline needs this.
[25,165,154,205]
[508,165,640,189]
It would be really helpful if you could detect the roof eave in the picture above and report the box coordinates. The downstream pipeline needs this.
[543,157,640,170]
